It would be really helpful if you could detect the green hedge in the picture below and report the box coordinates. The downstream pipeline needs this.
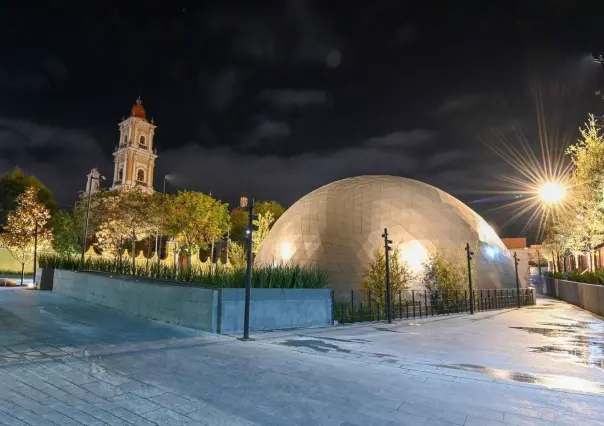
[38,254,328,289]
[543,270,604,285]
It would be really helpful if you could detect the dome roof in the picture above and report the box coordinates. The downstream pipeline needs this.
[130,97,147,120]
[255,175,516,293]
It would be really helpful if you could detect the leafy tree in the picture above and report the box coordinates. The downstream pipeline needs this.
[230,208,248,242]
[254,201,285,223]
[563,114,604,270]
[230,201,284,243]
[252,211,275,254]
[0,187,52,284]
[50,210,79,256]
[362,244,414,306]
[165,191,230,259]
[422,248,472,294]
[228,241,247,268]
[0,168,56,225]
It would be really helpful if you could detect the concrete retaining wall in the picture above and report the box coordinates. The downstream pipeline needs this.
[541,277,604,317]
[52,270,218,332]
[218,288,333,334]
[48,269,333,334]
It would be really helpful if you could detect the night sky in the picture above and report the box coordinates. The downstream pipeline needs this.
[1,1,603,241]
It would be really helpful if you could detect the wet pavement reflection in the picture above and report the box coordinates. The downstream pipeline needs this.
[510,316,604,369]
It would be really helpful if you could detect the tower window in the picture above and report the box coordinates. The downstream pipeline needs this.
[118,168,123,182]
[139,135,146,147]
[137,169,145,182]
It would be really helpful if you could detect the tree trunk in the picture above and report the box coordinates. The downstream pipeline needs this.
[20,261,25,286]
[132,239,136,271]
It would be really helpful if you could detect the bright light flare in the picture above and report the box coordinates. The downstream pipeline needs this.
[539,182,566,204]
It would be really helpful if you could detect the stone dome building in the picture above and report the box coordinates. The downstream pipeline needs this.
[255,175,517,293]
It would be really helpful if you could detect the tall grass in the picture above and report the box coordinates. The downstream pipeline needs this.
[38,254,328,289]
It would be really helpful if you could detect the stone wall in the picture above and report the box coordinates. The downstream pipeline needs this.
[48,270,333,334]
[52,270,218,332]
[541,277,604,317]
[218,288,333,335]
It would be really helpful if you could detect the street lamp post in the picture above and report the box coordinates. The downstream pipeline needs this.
[155,175,168,270]
[465,243,475,314]
[382,228,393,324]
[32,222,38,287]
[242,198,258,340]
[513,252,520,308]
[80,173,105,264]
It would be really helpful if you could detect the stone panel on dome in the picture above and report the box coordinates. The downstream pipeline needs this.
[256,175,517,293]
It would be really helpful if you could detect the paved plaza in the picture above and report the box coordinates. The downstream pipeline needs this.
[0,288,603,425]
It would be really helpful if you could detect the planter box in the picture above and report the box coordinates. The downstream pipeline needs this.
[542,276,604,317]
[35,268,55,290]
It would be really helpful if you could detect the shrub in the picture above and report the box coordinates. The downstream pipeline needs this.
[38,254,328,289]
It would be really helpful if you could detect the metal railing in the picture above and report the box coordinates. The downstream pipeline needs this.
[333,288,536,324]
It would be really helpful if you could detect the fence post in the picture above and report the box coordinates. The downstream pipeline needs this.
[351,290,354,323]
[360,302,364,322]
[514,252,520,308]
[331,289,335,325]
[464,290,468,313]
[487,289,491,310]
[368,290,372,321]
[424,290,428,317]
[399,290,402,319]
[412,290,416,319]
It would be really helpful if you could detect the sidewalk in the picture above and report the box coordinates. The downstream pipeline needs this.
[0,289,603,425]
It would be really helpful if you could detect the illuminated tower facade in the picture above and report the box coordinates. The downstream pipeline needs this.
[111,97,157,193]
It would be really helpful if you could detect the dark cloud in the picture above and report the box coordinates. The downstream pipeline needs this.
[435,94,485,116]
[240,120,292,149]
[0,118,109,204]
[199,68,242,111]
[160,135,422,205]
[365,130,437,148]
[258,89,328,109]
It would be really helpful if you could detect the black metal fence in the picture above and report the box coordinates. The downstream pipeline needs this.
[333,288,536,324]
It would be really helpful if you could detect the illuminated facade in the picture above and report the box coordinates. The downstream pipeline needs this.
[111,97,157,193]
[255,175,517,293]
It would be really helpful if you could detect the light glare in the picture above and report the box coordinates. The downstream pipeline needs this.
[539,182,566,204]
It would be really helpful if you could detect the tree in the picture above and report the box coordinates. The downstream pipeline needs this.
[165,191,230,260]
[362,244,414,306]
[228,241,247,268]
[0,168,56,226]
[0,187,52,285]
[254,201,285,223]
[422,248,471,294]
[50,210,79,256]
[230,208,248,242]
[563,114,604,270]
[252,211,274,254]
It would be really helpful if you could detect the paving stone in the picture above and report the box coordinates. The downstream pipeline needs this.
[118,380,166,398]
[149,392,207,414]
[80,381,126,398]
[464,416,505,426]
[107,392,161,415]
[100,406,157,426]
[88,409,132,426]
[142,407,205,425]
[0,410,29,426]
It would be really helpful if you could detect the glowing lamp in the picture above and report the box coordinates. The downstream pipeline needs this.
[539,182,566,204]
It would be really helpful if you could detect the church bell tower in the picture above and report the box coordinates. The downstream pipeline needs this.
[112,97,157,193]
